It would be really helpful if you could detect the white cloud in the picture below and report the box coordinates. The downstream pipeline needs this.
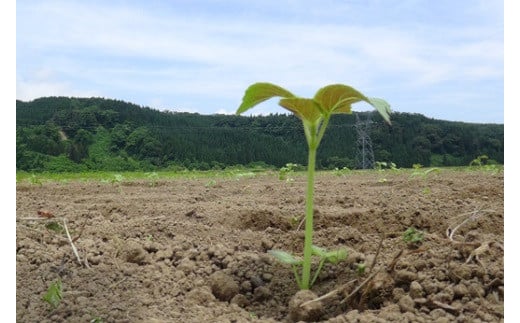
[16,0,504,123]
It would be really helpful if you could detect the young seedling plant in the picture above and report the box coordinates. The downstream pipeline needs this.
[42,279,63,309]
[236,83,391,289]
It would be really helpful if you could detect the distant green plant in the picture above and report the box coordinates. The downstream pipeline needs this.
[236,82,391,289]
[469,154,489,166]
[279,163,299,181]
[111,174,125,184]
[374,161,398,171]
[482,164,501,174]
[411,167,440,178]
[28,174,43,186]
[468,155,502,174]
[145,171,159,187]
[233,171,256,180]
[410,166,440,194]
[290,215,300,227]
[356,263,366,276]
[333,166,351,177]
[45,221,65,233]
[42,280,63,309]
[205,179,217,187]
[102,173,126,193]
[421,187,431,195]
[375,161,398,183]
[403,227,424,244]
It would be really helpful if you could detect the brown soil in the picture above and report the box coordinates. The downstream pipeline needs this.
[16,169,504,322]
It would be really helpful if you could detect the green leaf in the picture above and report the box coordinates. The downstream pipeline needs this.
[268,250,302,265]
[236,82,294,115]
[278,98,322,122]
[311,245,327,257]
[324,248,348,264]
[45,221,64,233]
[314,84,368,114]
[42,280,62,309]
[367,97,392,125]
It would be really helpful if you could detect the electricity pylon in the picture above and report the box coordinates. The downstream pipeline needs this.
[355,113,375,169]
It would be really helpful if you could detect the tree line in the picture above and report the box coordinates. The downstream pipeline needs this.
[16,97,504,172]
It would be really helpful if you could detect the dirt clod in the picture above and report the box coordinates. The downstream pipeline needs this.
[288,290,324,322]
[120,240,148,264]
[398,294,416,313]
[209,271,240,302]
[253,286,271,301]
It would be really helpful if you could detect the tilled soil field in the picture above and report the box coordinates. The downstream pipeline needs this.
[16,169,504,322]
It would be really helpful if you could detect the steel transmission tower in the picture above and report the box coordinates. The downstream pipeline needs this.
[355,113,375,169]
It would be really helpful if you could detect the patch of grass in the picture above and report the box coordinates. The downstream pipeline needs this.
[15,167,272,184]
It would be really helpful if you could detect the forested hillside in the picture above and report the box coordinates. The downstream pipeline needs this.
[16,97,504,172]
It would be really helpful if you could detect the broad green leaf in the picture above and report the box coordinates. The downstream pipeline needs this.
[42,280,62,309]
[311,245,327,257]
[367,97,392,125]
[268,250,302,265]
[278,98,321,122]
[314,84,368,114]
[236,82,294,115]
[331,97,360,114]
[325,248,348,264]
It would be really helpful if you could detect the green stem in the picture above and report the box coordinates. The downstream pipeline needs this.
[301,125,318,289]
[316,115,331,146]
[310,258,326,287]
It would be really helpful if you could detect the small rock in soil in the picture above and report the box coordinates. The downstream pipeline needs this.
[468,282,485,298]
[186,286,216,305]
[345,250,365,265]
[395,269,419,285]
[240,280,252,293]
[392,287,406,302]
[209,271,240,302]
[398,294,416,313]
[421,278,440,294]
[344,309,360,321]
[409,281,424,299]
[433,290,454,303]
[261,272,273,282]
[449,264,472,281]
[253,286,271,301]
[288,290,323,322]
[121,240,147,264]
[177,257,196,275]
[250,275,264,288]
[260,238,274,251]
[429,308,448,320]
[230,294,249,307]
[453,283,469,298]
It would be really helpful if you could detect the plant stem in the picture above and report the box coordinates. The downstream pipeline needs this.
[301,135,317,289]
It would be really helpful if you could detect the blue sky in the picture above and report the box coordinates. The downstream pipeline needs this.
[16,0,504,123]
